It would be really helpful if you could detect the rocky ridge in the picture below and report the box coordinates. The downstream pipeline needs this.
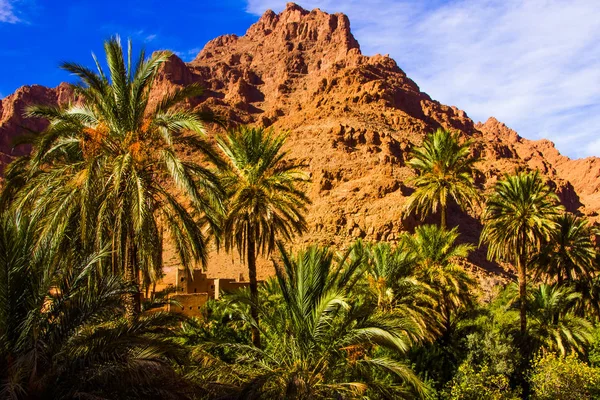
[1,3,599,285]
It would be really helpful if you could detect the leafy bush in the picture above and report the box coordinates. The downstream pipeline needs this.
[529,352,600,400]
[587,326,600,367]
[446,364,520,400]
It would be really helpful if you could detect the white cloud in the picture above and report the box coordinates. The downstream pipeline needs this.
[0,0,20,23]
[174,47,202,62]
[245,0,600,159]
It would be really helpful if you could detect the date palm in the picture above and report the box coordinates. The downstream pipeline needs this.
[402,224,476,337]
[7,36,224,317]
[216,126,310,347]
[218,244,429,399]
[502,283,593,355]
[481,171,563,334]
[356,241,437,340]
[534,213,596,285]
[0,211,192,399]
[526,284,593,354]
[405,128,480,228]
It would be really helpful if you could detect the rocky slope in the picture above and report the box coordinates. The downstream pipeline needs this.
[0,83,73,169]
[1,3,599,285]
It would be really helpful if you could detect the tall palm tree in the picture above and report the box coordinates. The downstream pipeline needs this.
[405,128,480,228]
[402,224,476,337]
[481,171,563,334]
[6,36,224,317]
[211,244,429,399]
[534,213,597,285]
[216,126,310,347]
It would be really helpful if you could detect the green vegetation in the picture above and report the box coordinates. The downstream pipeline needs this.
[404,128,481,228]
[481,171,563,335]
[216,126,310,347]
[529,352,600,399]
[4,37,223,319]
[2,37,600,399]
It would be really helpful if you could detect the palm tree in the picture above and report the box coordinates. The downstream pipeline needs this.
[0,211,193,399]
[402,224,476,338]
[534,213,596,285]
[526,284,593,354]
[6,36,224,317]
[209,244,429,399]
[481,171,563,334]
[501,283,593,354]
[405,128,480,228]
[356,241,437,339]
[216,126,310,347]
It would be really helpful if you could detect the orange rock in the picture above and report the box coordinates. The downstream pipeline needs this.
[1,3,599,283]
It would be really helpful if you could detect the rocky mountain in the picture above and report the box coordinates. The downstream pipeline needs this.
[1,3,599,285]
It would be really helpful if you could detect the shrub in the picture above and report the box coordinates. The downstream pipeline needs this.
[529,352,600,400]
[446,363,520,400]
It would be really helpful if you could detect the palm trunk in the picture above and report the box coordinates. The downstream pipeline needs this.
[553,274,564,324]
[517,249,527,335]
[124,235,140,321]
[441,203,447,229]
[247,236,261,348]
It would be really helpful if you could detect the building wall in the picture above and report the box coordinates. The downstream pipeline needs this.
[216,279,252,298]
[168,293,209,317]
[177,270,216,298]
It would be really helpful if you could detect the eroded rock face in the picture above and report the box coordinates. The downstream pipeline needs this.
[1,3,599,282]
[0,83,73,168]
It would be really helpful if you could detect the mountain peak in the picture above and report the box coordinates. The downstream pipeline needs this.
[232,3,359,60]
[2,4,600,281]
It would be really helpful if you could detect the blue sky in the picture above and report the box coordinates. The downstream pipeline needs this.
[1,0,599,159]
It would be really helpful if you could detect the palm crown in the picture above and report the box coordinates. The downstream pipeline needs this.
[534,213,597,284]
[217,126,309,256]
[403,225,475,336]
[405,128,480,227]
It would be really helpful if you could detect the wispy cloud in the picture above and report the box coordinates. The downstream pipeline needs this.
[99,26,159,44]
[0,0,20,23]
[174,47,201,62]
[132,29,158,43]
[246,0,600,159]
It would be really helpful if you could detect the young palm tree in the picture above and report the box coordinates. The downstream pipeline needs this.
[0,212,192,399]
[356,241,437,340]
[534,213,597,285]
[501,283,593,355]
[211,244,429,399]
[481,171,563,334]
[7,36,224,317]
[405,128,480,228]
[402,224,476,337]
[216,126,310,347]
[526,284,593,354]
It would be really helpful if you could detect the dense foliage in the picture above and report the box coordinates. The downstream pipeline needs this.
[1,37,600,399]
